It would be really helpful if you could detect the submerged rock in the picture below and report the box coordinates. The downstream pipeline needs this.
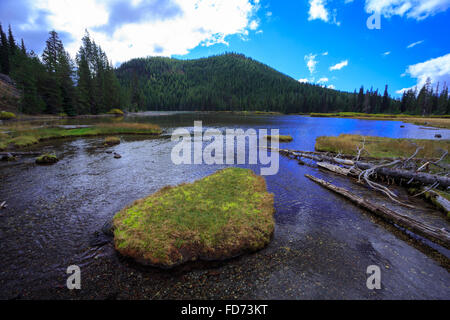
[113,153,122,159]
[112,167,275,268]
[35,154,58,165]
[1,153,17,161]
[435,134,442,138]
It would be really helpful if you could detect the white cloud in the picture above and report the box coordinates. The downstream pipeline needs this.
[308,0,329,22]
[397,53,450,94]
[329,60,348,71]
[249,20,259,30]
[298,78,310,83]
[322,51,328,56]
[382,51,391,56]
[304,53,318,74]
[328,84,335,89]
[33,0,261,63]
[407,40,424,48]
[318,77,329,83]
[365,0,450,20]
[308,0,340,25]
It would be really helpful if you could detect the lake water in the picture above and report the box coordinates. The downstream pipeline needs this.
[0,112,449,299]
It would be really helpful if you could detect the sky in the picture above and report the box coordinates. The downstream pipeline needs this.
[0,0,449,97]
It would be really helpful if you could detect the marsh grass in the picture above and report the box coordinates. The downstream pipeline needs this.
[316,134,450,161]
[113,167,275,268]
[0,122,161,150]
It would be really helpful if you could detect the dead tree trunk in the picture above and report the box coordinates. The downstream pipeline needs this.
[277,148,450,189]
[305,174,450,249]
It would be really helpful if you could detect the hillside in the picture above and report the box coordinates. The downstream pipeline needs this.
[115,53,361,113]
[0,73,20,114]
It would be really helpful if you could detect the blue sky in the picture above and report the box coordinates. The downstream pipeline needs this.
[1,0,449,97]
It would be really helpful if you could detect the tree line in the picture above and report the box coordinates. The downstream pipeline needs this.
[1,23,449,116]
[0,24,127,115]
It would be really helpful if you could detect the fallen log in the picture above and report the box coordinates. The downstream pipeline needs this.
[305,174,450,249]
[277,148,450,189]
[317,162,353,176]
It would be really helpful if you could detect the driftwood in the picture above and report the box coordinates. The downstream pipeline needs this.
[305,174,450,249]
[276,148,450,189]
[0,201,6,209]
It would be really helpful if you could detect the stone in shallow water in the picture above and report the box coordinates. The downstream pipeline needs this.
[112,167,275,268]
[35,154,58,165]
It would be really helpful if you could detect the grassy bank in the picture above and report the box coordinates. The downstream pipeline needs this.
[113,167,275,268]
[315,134,450,161]
[309,112,450,129]
[0,122,161,150]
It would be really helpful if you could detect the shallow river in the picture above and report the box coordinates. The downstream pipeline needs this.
[0,112,449,299]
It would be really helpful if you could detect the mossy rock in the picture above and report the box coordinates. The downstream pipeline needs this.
[0,111,16,120]
[264,135,293,142]
[36,154,59,165]
[107,108,125,116]
[104,136,121,146]
[113,167,275,268]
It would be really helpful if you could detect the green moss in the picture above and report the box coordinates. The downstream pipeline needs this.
[0,111,16,120]
[9,136,39,147]
[113,167,275,268]
[36,153,58,164]
[264,135,293,142]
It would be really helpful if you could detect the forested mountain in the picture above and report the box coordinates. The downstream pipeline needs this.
[0,22,449,116]
[116,53,366,113]
[116,54,449,115]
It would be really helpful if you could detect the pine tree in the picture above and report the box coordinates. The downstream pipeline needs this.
[0,24,10,74]
[7,25,16,54]
[381,85,390,113]
[41,31,64,114]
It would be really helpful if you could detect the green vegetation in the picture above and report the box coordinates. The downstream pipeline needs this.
[0,111,15,119]
[0,122,161,150]
[104,136,120,146]
[107,108,125,116]
[315,134,450,160]
[113,167,275,268]
[35,153,58,164]
[264,135,293,142]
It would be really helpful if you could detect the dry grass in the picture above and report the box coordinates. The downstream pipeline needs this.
[113,167,275,268]
[316,134,450,160]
